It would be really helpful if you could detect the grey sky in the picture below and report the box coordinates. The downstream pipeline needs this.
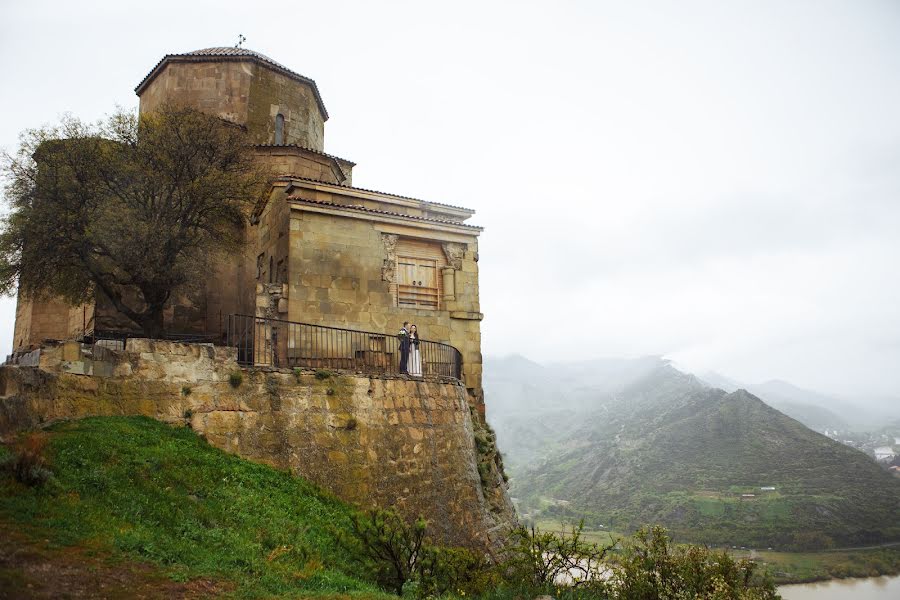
[2,1,899,401]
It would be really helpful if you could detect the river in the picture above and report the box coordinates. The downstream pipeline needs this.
[778,575,900,599]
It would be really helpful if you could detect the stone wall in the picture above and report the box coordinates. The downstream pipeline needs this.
[138,61,254,128]
[254,146,353,186]
[138,60,325,151]
[247,66,325,150]
[12,297,93,353]
[0,340,515,549]
[286,208,485,400]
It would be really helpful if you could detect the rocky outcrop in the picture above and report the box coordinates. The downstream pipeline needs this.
[0,340,516,550]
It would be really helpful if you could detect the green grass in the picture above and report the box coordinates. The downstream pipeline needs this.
[736,547,900,583]
[0,416,390,599]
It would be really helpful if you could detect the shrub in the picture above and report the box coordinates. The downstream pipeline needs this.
[341,508,427,595]
[229,371,243,388]
[345,417,358,431]
[501,520,611,588]
[181,385,192,396]
[341,507,496,597]
[183,408,193,419]
[1,433,54,487]
[609,526,779,599]
[417,544,496,597]
[315,369,333,380]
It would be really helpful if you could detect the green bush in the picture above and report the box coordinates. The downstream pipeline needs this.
[502,521,611,588]
[315,369,333,380]
[341,508,427,595]
[341,507,496,598]
[228,371,243,388]
[610,526,779,599]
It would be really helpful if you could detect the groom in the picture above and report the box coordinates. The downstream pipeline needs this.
[398,321,410,375]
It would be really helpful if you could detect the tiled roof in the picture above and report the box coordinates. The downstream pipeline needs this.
[287,196,483,231]
[277,175,474,213]
[135,47,329,120]
[254,144,356,167]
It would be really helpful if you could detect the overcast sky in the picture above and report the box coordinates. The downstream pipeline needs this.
[2,1,899,401]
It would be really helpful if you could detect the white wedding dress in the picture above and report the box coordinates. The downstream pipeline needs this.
[408,341,422,376]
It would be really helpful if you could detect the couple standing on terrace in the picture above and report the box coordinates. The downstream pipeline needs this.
[398,322,422,377]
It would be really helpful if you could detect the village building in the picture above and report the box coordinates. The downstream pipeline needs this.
[12,47,486,407]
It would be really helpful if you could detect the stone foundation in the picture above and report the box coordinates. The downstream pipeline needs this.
[0,340,515,549]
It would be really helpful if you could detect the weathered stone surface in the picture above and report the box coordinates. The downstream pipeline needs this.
[0,340,515,550]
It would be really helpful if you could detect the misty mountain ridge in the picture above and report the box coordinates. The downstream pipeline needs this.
[698,371,894,432]
[485,356,900,549]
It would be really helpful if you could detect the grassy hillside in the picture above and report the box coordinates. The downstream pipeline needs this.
[509,366,900,550]
[0,416,389,599]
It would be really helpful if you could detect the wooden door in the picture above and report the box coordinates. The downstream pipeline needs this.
[398,256,439,309]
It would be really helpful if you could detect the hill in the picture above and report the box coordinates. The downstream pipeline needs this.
[490,362,900,550]
[0,416,389,598]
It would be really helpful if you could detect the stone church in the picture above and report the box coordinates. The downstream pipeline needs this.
[12,47,486,403]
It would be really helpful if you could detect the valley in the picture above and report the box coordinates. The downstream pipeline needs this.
[485,355,900,581]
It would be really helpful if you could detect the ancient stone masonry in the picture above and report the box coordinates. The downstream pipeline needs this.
[0,340,516,549]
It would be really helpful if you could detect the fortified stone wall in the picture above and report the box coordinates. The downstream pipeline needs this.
[0,340,515,549]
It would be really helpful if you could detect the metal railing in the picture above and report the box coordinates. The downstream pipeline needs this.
[226,314,462,380]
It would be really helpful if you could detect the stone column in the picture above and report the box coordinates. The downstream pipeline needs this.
[441,267,455,302]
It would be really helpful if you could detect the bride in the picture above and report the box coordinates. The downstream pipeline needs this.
[407,324,422,377]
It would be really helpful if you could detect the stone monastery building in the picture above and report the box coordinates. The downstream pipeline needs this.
[13,47,486,403]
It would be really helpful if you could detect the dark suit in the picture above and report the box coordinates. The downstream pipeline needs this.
[398,327,410,374]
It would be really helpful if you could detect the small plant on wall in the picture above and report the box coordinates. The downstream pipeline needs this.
[229,371,243,388]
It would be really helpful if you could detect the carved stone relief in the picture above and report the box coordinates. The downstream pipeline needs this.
[442,242,466,270]
[381,234,399,282]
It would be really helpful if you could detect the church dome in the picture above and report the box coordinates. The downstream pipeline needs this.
[135,46,328,120]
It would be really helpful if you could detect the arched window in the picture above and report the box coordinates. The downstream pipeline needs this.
[274,113,285,145]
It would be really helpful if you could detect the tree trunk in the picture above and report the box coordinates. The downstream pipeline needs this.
[139,305,165,339]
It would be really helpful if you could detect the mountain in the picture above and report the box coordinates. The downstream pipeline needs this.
[699,376,851,432]
[745,380,851,431]
[486,360,900,550]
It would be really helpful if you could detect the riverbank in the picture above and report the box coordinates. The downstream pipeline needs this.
[730,546,900,583]
[534,518,900,585]
[779,574,900,599]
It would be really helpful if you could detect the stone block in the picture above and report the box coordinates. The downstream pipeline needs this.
[61,341,82,362]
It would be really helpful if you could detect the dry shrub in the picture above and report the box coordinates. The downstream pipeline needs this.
[2,433,54,487]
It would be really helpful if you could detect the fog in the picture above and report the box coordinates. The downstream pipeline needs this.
[2,1,899,405]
